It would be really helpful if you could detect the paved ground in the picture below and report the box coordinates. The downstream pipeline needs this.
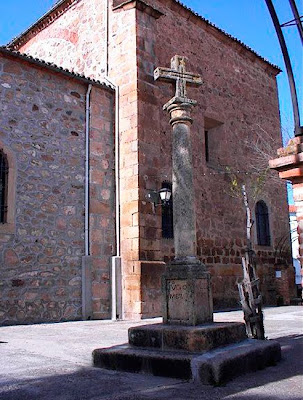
[0,306,302,400]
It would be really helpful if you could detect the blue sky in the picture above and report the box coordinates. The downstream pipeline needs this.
[0,0,302,137]
[183,0,302,140]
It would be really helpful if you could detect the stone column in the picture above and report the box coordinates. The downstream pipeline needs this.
[154,56,213,325]
[167,101,198,263]
[162,98,213,326]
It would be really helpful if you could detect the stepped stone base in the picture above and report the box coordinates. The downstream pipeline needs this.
[191,339,281,385]
[94,345,194,380]
[93,339,281,385]
[93,322,281,385]
[128,322,246,352]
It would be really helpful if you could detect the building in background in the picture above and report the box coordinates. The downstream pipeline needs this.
[289,205,302,297]
[0,0,295,325]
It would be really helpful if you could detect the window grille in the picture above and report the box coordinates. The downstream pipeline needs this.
[162,181,173,239]
[256,200,271,246]
[0,150,8,223]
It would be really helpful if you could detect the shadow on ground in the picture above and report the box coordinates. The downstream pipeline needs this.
[0,334,302,400]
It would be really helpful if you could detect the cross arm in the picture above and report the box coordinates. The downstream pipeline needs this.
[154,67,203,86]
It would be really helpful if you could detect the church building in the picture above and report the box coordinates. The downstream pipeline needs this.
[0,0,294,325]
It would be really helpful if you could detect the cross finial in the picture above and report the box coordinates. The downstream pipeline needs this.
[154,55,202,107]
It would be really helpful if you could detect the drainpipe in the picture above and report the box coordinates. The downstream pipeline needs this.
[85,84,92,256]
[82,83,93,320]
[104,0,122,321]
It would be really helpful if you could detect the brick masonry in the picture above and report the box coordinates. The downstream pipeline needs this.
[135,0,293,311]
[4,0,294,322]
[0,52,115,325]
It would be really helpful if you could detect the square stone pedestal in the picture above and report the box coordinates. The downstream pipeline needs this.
[93,264,281,385]
[163,263,213,325]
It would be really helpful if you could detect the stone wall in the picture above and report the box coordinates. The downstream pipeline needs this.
[134,0,292,309]
[15,0,293,317]
[0,52,115,325]
[106,3,140,319]
[19,0,107,80]
[88,86,116,319]
[17,0,142,320]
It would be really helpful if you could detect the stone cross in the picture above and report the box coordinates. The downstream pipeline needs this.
[154,55,202,105]
[155,55,212,325]
[154,55,202,263]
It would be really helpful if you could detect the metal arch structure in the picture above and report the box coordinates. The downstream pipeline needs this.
[280,1,303,36]
[288,0,303,44]
[265,0,302,137]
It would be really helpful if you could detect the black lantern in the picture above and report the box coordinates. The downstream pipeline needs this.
[145,187,172,211]
[159,187,172,203]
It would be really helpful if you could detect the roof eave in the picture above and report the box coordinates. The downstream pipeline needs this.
[171,0,281,73]
[0,46,113,91]
[7,0,281,74]
[7,0,78,49]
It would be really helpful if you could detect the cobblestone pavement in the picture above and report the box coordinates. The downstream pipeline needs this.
[0,306,302,400]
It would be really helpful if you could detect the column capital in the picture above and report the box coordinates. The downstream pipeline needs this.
[164,97,196,126]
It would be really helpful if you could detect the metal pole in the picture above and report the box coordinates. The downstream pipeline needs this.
[265,0,301,137]
[289,0,303,45]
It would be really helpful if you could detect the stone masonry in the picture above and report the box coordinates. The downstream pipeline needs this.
[0,49,115,325]
[4,0,294,322]
[135,0,292,312]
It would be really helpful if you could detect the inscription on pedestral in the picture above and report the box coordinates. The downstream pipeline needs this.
[167,279,192,322]
[165,275,213,325]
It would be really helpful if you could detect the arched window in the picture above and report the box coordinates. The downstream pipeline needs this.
[256,200,271,246]
[162,181,173,239]
[0,150,8,223]
[0,143,16,234]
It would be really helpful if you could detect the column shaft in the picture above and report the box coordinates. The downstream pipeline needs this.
[172,121,197,260]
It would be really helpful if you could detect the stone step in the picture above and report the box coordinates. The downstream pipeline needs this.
[191,339,281,385]
[93,345,195,380]
[128,322,247,352]
[93,339,281,385]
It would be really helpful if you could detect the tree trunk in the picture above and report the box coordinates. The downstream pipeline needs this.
[238,185,265,340]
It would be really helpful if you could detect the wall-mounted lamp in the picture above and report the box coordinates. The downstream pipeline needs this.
[159,187,172,203]
[145,187,172,212]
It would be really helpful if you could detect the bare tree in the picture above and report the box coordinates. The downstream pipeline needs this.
[225,169,265,339]
[224,124,292,339]
[204,123,292,337]
[238,185,265,340]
